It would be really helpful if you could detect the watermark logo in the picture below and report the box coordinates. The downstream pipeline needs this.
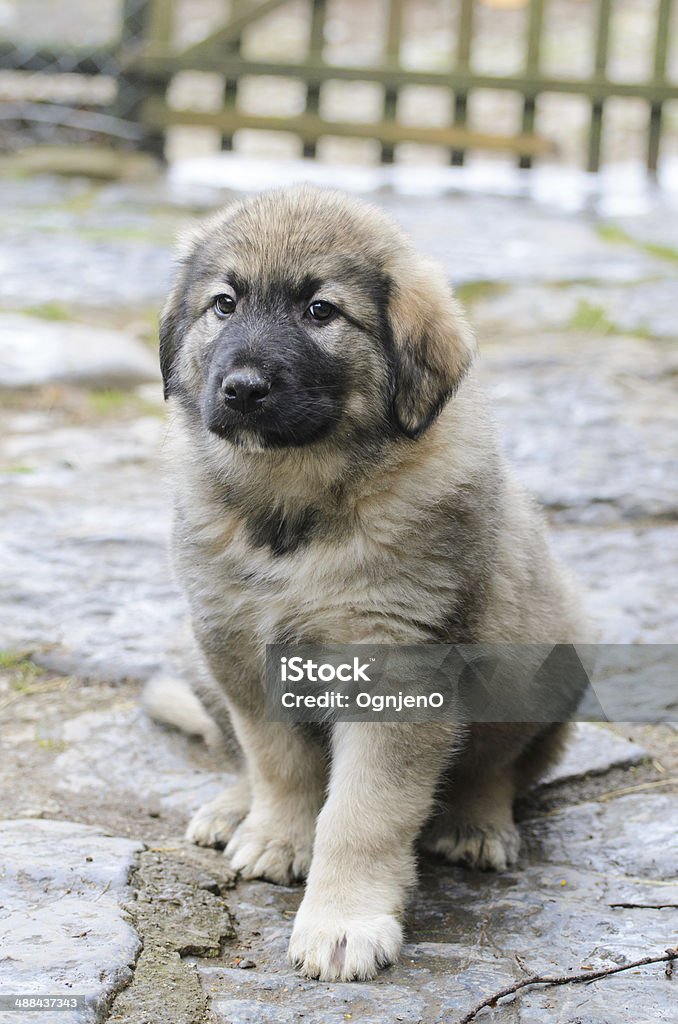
[280,655,374,683]
[265,643,677,724]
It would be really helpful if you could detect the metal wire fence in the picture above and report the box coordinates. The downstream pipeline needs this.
[0,0,146,150]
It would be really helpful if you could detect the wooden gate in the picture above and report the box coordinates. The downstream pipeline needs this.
[1,0,676,172]
[122,0,677,172]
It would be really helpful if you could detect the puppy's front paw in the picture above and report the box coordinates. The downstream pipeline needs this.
[424,822,521,871]
[186,781,250,848]
[288,905,402,982]
[225,808,315,885]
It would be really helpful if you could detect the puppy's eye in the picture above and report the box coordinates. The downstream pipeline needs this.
[214,294,236,318]
[307,300,337,323]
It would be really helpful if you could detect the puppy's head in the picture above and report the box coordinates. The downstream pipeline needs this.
[160,186,475,450]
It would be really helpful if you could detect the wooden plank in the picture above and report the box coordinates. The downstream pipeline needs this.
[221,0,246,152]
[142,95,555,156]
[178,0,291,59]
[0,100,144,140]
[647,0,673,174]
[452,0,474,165]
[519,0,544,169]
[588,0,611,173]
[652,0,672,79]
[385,0,404,58]
[382,0,404,164]
[129,53,678,103]
[146,0,175,48]
[304,0,327,158]
[10,38,675,108]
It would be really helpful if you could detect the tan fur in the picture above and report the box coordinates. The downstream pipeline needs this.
[158,185,587,982]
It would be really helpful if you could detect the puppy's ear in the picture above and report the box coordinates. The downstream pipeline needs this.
[159,226,204,400]
[388,255,476,437]
[159,280,185,401]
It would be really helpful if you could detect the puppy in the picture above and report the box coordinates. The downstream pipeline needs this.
[158,185,585,982]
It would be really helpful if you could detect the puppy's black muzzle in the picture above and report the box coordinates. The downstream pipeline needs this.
[220,368,271,414]
[201,317,347,447]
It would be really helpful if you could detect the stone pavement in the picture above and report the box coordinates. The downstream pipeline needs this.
[0,171,676,1023]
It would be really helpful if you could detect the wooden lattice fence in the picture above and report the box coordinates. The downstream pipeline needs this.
[1,0,676,172]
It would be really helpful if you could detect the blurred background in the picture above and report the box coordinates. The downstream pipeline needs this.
[1,0,677,181]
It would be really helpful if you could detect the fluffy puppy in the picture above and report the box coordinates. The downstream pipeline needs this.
[158,185,585,982]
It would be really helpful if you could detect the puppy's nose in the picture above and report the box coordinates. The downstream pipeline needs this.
[220,369,271,413]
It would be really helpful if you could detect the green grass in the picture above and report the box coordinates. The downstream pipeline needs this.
[135,396,166,418]
[138,308,160,349]
[87,389,128,415]
[0,650,44,690]
[455,280,507,304]
[36,736,68,752]
[87,388,165,418]
[567,300,619,335]
[76,225,175,244]
[23,301,74,322]
[0,650,30,670]
[597,223,678,264]
[642,241,678,264]
[566,298,654,340]
[596,224,632,245]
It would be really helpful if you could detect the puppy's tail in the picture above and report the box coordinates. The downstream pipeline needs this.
[142,675,222,749]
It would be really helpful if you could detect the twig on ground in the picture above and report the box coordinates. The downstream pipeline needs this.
[597,777,678,801]
[0,675,72,711]
[609,902,678,909]
[453,947,677,1024]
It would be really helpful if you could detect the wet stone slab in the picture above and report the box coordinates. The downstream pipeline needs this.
[0,227,173,312]
[378,193,675,286]
[541,723,648,785]
[478,332,678,526]
[0,412,183,682]
[197,793,678,1024]
[468,279,678,342]
[0,314,159,390]
[551,525,678,646]
[0,820,143,1024]
[0,179,676,316]
[52,704,236,818]
[44,705,645,818]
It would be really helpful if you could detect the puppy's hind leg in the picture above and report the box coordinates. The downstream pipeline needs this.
[186,774,251,848]
[421,765,520,872]
[421,722,570,871]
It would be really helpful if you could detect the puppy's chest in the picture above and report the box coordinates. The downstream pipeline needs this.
[183,502,443,642]
[199,516,350,619]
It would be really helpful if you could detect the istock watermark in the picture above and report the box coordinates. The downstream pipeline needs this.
[281,654,373,684]
[265,643,678,724]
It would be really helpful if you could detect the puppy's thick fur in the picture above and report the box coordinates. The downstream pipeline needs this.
[159,186,585,982]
